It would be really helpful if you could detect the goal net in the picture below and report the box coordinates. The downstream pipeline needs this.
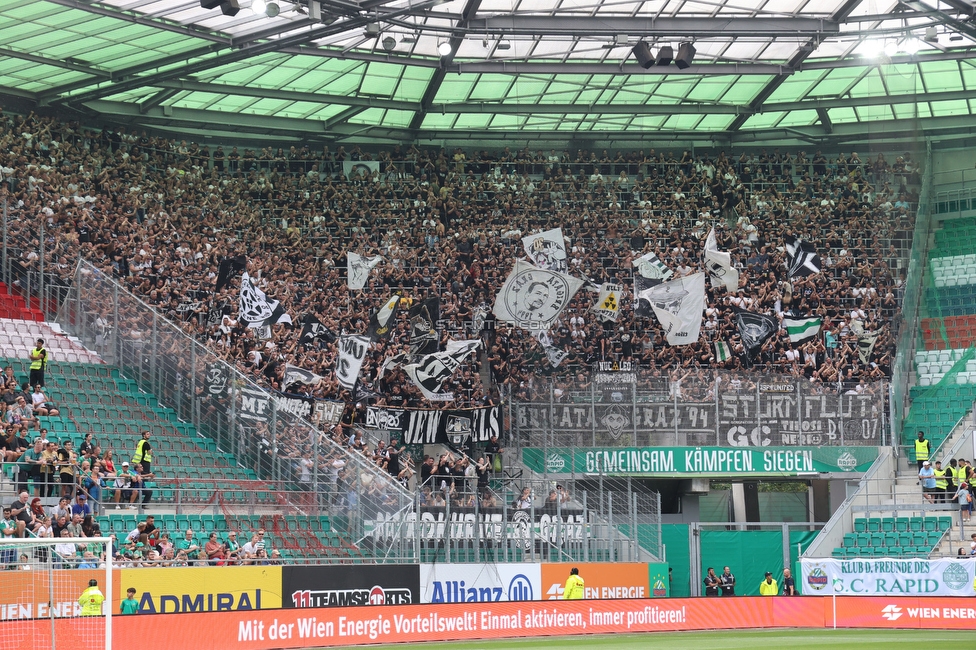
[0,537,113,650]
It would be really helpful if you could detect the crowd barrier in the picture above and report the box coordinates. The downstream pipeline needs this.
[6,595,976,650]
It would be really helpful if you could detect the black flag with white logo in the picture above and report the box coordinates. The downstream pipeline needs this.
[785,236,822,278]
[368,294,401,341]
[408,297,440,355]
[215,255,247,292]
[299,314,336,345]
[733,307,779,362]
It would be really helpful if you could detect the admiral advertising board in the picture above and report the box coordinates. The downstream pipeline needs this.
[281,564,420,608]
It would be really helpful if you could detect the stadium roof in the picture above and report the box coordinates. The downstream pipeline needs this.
[1,0,976,144]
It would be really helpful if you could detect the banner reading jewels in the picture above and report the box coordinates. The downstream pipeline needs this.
[800,558,976,596]
[522,446,880,476]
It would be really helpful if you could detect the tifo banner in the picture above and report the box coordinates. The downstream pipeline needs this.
[540,563,662,600]
[281,564,420,608]
[800,558,976,596]
[366,507,586,546]
[523,446,880,476]
[420,564,541,603]
[513,374,886,447]
[0,568,118,620]
[121,566,282,613]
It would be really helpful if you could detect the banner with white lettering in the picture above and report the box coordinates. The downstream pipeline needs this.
[365,406,406,430]
[800,558,976,597]
[522,446,880,477]
[398,405,502,446]
[335,334,370,391]
[239,387,271,422]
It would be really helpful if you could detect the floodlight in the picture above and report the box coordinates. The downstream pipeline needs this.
[265,1,279,16]
[437,41,453,56]
[382,36,397,51]
[251,0,266,13]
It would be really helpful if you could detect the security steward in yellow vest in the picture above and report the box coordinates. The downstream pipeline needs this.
[563,567,585,600]
[915,432,931,471]
[132,431,153,475]
[933,461,949,503]
[28,338,47,388]
[79,579,105,616]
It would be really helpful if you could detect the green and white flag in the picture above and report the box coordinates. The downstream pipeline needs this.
[714,341,732,362]
[783,316,822,344]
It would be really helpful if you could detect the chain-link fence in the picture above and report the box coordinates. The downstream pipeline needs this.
[54,260,419,562]
[511,367,888,450]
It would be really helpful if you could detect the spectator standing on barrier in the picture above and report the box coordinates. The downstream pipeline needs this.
[27,339,47,389]
[78,579,104,617]
[782,568,796,596]
[703,567,720,596]
[759,572,778,596]
[120,588,140,615]
[563,567,585,600]
[720,566,736,596]
[919,460,937,504]
[132,431,153,475]
[915,432,931,471]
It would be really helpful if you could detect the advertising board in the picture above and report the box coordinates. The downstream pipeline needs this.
[800,558,976,597]
[121,566,282,613]
[420,563,540,603]
[540,562,656,600]
[281,564,420,608]
[0,568,119,620]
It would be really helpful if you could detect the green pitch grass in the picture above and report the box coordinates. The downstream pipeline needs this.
[322,629,976,650]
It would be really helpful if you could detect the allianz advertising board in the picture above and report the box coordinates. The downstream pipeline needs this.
[420,563,541,604]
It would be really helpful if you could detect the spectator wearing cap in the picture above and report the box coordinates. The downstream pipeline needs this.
[112,461,138,509]
[71,493,91,518]
[919,460,937,503]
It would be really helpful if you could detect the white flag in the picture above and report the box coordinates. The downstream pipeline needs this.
[335,334,370,390]
[858,331,879,365]
[522,227,567,271]
[714,341,732,362]
[493,259,585,332]
[283,364,325,389]
[639,272,706,346]
[403,340,481,401]
[703,228,739,293]
[347,252,382,291]
[238,272,292,328]
[633,251,673,280]
[593,283,623,322]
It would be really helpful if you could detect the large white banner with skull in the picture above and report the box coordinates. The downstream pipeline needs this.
[639,272,706,346]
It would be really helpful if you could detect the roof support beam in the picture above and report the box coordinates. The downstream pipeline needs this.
[0,47,109,77]
[323,106,369,129]
[465,16,841,38]
[409,0,483,130]
[449,62,790,75]
[139,88,182,114]
[151,79,414,110]
[816,107,833,134]
[900,1,976,41]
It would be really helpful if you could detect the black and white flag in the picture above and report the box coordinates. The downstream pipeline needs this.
[283,364,325,390]
[593,283,623,322]
[365,406,406,430]
[403,340,480,401]
[206,302,227,328]
[785,236,822,278]
[377,352,410,382]
[238,272,292,329]
[335,334,370,391]
[493,259,585,332]
[215,255,247,292]
[409,297,440,355]
[733,307,779,360]
[522,227,568,272]
[633,251,673,281]
[368,294,401,341]
[399,405,502,446]
[703,228,740,293]
[299,314,336,345]
[347,252,382,291]
[204,363,230,398]
[858,331,879,365]
[639,273,706,346]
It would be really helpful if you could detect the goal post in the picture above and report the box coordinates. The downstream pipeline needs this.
[0,537,113,650]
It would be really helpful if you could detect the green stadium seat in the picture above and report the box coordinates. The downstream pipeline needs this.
[909,517,924,532]
[867,518,882,532]
[853,518,867,533]
[880,517,895,533]
[856,533,871,547]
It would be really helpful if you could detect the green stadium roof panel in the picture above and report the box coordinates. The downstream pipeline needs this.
[0,0,974,140]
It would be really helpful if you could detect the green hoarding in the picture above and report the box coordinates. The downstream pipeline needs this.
[522,446,879,477]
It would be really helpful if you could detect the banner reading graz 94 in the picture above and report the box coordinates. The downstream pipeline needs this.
[514,377,885,447]
[522,446,880,477]
[800,558,976,597]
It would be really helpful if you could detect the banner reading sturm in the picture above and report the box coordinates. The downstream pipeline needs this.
[523,446,880,477]
[800,557,976,596]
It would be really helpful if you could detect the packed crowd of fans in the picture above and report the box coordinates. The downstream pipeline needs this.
[0,109,917,416]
